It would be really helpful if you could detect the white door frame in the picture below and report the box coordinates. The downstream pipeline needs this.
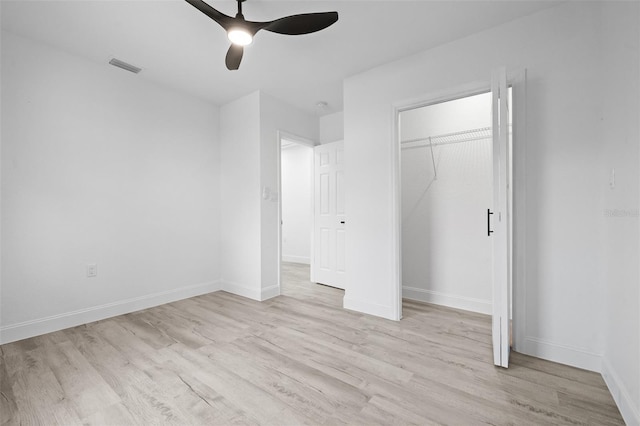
[392,80,492,321]
[391,72,526,349]
[492,67,510,367]
[277,130,317,289]
[510,69,527,353]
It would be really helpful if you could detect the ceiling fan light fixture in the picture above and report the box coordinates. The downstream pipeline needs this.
[228,28,253,46]
[186,0,339,70]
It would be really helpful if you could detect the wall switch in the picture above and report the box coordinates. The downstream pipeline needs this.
[609,168,615,189]
[87,263,98,278]
[262,186,271,200]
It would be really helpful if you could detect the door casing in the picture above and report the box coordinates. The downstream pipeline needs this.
[391,71,527,353]
[277,130,317,290]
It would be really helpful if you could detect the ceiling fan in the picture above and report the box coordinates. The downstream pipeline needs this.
[185,0,339,70]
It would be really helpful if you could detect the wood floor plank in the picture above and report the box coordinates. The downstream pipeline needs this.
[81,402,139,426]
[38,338,122,419]
[202,341,349,423]
[159,343,318,425]
[0,262,624,425]
[2,340,83,425]
[63,324,203,424]
[0,347,20,426]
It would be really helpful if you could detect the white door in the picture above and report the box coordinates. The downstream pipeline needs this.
[491,68,511,368]
[312,141,345,289]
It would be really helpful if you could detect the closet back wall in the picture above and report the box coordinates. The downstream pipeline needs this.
[401,93,492,314]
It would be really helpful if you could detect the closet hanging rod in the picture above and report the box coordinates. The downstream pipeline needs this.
[401,126,492,150]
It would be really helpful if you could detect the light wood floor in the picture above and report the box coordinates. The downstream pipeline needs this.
[1,262,624,425]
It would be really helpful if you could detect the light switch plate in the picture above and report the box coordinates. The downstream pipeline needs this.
[87,263,97,278]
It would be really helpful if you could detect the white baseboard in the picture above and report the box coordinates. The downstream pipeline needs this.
[221,280,262,301]
[0,280,222,345]
[602,357,640,426]
[281,255,310,265]
[343,296,398,320]
[521,336,602,372]
[261,285,280,301]
[221,280,280,302]
[402,286,492,315]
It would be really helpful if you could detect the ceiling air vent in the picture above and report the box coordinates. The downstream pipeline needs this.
[108,58,142,74]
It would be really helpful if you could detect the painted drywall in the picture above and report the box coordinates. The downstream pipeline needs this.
[401,93,492,138]
[219,91,317,300]
[401,93,492,314]
[600,3,640,425]
[344,2,607,371]
[281,143,312,264]
[1,31,221,343]
[219,91,262,300]
[319,111,344,144]
[259,93,318,296]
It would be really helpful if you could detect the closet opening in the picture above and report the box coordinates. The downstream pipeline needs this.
[398,87,512,318]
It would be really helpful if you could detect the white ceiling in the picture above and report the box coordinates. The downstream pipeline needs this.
[1,0,559,115]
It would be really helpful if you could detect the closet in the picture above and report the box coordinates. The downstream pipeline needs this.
[400,92,493,315]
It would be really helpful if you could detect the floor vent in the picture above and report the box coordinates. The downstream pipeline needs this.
[108,58,142,74]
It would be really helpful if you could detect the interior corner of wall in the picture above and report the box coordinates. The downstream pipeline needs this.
[601,356,640,426]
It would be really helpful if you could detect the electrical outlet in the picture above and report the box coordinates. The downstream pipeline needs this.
[87,263,98,278]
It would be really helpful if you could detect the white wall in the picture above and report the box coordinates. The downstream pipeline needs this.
[319,111,344,144]
[219,91,262,299]
[344,2,607,371]
[260,93,318,295]
[401,93,492,138]
[281,143,312,264]
[219,91,317,300]
[401,93,492,314]
[1,31,221,343]
[600,3,640,425]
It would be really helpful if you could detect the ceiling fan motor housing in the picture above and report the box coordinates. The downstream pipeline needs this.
[185,0,339,70]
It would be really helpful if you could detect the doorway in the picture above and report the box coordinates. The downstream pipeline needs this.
[278,133,346,293]
[399,91,495,315]
[279,134,315,289]
[394,71,521,367]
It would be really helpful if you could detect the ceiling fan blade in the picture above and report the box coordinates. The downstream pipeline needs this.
[225,44,244,70]
[185,0,233,29]
[261,12,338,35]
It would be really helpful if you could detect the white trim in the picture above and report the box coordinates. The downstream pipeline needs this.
[261,284,280,301]
[277,130,283,297]
[521,336,602,373]
[281,255,310,264]
[602,357,640,426]
[403,286,492,315]
[391,73,527,354]
[278,130,316,148]
[343,296,396,320]
[0,280,222,345]
[277,130,317,287]
[221,280,262,301]
[391,80,495,324]
[391,101,403,321]
[510,69,528,354]
[393,80,494,113]
[221,281,279,302]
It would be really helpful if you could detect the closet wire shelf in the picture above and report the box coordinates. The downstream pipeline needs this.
[400,126,497,150]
